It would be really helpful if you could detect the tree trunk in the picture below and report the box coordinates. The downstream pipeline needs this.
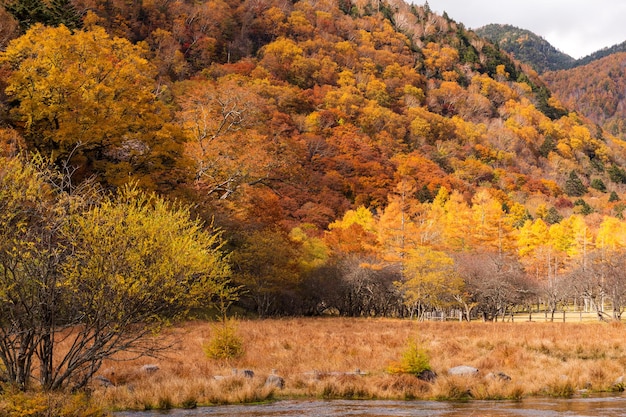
[39,332,54,389]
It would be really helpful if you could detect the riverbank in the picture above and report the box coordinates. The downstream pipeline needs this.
[84,318,626,412]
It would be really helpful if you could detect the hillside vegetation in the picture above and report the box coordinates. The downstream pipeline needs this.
[477,24,626,145]
[2,0,626,322]
[475,23,626,73]
[475,24,575,73]
[543,52,626,139]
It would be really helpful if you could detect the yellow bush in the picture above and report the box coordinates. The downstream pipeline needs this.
[387,340,431,376]
[204,320,245,361]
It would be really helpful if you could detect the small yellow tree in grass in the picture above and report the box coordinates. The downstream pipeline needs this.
[204,319,245,361]
[387,339,431,376]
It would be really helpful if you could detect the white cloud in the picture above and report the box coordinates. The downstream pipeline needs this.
[424,0,626,58]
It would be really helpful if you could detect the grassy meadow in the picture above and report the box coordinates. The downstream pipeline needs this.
[85,317,626,411]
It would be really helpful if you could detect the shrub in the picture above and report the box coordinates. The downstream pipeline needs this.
[181,397,198,409]
[204,319,245,361]
[0,389,106,417]
[387,340,431,376]
[156,396,173,410]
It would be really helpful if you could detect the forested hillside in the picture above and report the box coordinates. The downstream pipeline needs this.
[543,53,626,140]
[2,0,626,320]
[474,23,626,145]
[474,23,626,73]
[475,24,575,73]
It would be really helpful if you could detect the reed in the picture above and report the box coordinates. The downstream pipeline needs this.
[87,318,626,410]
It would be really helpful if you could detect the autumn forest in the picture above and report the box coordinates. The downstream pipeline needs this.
[3,0,626,325]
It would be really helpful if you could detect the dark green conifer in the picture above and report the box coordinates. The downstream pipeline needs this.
[544,206,563,224]
[48,0,82,29]
[3,0,52,32]
[564,170,587,197]
[574,199,594,215]
[590,178,607,193]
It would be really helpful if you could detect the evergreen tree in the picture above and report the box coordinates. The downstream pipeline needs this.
[544,206,563,225]
[564,170,587,197]
[538,136,556,158]
[3,0,52,32]
[3,0,82,32]
[608,165,626,184]
[590,178,607,193]
[574,198,594,215]
[48,0,82,29]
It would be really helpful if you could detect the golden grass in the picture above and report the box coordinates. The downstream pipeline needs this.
[89,318,626,411]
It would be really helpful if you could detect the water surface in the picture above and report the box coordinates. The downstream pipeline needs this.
[115,396,626,417]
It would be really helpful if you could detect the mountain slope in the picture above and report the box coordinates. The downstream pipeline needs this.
[474,24,575,73]
[2,0,625,226]
[543,52,626,138]
[5,0,626,316]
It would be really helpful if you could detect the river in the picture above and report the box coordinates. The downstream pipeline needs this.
[114,396,626,416]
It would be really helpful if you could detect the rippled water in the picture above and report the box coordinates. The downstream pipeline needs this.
[114,396,626,417]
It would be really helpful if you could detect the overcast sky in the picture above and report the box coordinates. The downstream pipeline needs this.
[424,1,626,59]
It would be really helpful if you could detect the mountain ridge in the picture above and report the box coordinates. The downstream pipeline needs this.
[474,23,575,73]
[475,23,626,73]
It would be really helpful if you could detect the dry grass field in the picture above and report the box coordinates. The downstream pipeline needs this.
[90,318,626,411]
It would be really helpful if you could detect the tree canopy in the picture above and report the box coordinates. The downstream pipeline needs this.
[0,155,231,390]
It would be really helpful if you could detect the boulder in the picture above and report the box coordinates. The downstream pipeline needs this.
[612,376,625,391]
[232,368,255,378]
[486,371,511,381]
[448,366,479,376]
[265,374,285,389]
[141,364,159,374]
[417,369,437,383]
[95,375,114,387]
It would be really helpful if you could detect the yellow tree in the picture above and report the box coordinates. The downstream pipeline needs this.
[259,37,318,87]
[470,189,513,254]
[596,216,626,251]
[59,184,231,389]
[517,218,551,280]
[325,206,379,258]
[1,23,188,189]
[519,217,576,320]
[591,217,626,319]
[442,190,473,251]
[549,214,592,271]
[0,155,68,390]
[398,246,462,319]
[377,179,424,272]
[289,225,329,273]
[0,157,232,390]
[422,42,459,78]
